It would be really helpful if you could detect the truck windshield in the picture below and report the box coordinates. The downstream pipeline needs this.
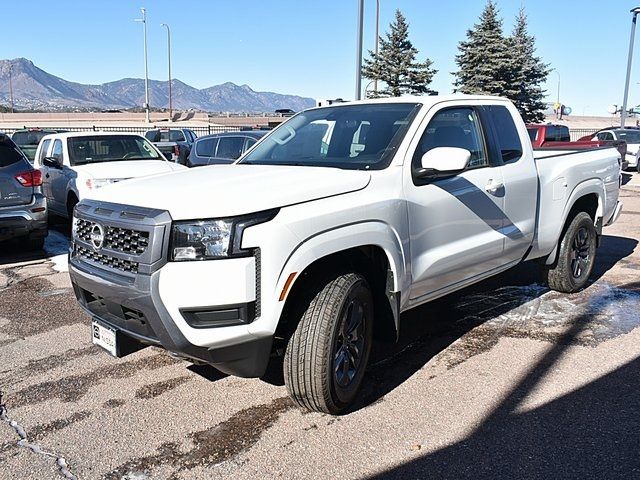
[67,135,163,166]
[240,103,421,170]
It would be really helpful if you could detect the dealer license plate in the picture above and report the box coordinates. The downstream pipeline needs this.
[92,320,117,356]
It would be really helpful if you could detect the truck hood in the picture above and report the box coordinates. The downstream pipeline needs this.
[87,164,371,219]
[73,160,185,179]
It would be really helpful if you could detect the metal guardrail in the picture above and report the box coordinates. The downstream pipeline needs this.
[0,125,241,137]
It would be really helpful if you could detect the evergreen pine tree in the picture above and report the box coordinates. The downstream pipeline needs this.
[509,7,550,123]
[453,1,517,99]
[362,10,437,97]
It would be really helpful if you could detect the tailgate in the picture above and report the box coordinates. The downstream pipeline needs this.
[153,142,177,160]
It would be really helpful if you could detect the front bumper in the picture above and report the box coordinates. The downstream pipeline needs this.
[0,193,47,242]
[69,259,272,377]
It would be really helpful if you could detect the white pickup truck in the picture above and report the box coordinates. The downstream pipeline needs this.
[33,132,186,219]
[68,96,622,414]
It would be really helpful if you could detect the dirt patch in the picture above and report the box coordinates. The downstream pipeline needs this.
[0,276,87,340]
[134,375,192,400]
[106,397,294,479]
[6,351,180,408]
[103,399,126,409]
[28,411,92,442]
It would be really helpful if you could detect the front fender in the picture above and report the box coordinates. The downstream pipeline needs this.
[268,221,407,328]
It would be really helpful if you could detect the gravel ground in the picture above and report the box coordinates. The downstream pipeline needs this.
[1,175,639,480]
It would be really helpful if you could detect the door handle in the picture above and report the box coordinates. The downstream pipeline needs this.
[485,179,504,194]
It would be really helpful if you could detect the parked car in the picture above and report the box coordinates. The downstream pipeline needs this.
[527,124,628,169]
[11,128,67,163]
[0,133,47,250]
[188,131,268,167]
[33,132,186,219]
[144,128,197,165]
[69,96,621,414]
[578,128,640,171]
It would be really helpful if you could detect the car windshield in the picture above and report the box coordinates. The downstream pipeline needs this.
[12,130,55,146]
[240,103,421,170]
[67,135,163,166]
[615,130,640,143]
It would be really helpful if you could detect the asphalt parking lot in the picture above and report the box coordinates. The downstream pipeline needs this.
[1,175,639,480]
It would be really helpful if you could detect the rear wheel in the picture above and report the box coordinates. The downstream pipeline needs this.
[541,212,597,293]
[284,272,373,414]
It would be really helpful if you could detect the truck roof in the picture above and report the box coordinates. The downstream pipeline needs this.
[40,131,146,141]
[310,94,510,109]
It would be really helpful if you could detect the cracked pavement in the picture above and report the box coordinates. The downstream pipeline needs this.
[1,176,640,479]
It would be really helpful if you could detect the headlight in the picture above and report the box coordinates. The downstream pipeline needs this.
[170,209,278,261]
[86,178,122,190]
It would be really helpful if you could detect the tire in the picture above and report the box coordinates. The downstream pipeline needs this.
[67,195,78,220]
[541,211,597,293]
[284,272,373,414]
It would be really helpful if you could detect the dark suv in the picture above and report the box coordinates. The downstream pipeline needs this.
[0,133,48,250]
[188,131,267,167]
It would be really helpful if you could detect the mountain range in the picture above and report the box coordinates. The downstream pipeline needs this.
[0,58,316,113]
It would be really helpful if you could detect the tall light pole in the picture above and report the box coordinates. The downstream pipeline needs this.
[8,64,14,113]
[355,0,364,100]
[621,7,640,128]
[135,7,150,123]
[161,23,172,121]
[553,70,560,105]
[373,0,380,96]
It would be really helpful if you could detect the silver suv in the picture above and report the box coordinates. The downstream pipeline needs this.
[0,133,48,250]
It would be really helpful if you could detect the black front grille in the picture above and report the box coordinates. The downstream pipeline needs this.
[75,218,149,255]
[75,245,139,273]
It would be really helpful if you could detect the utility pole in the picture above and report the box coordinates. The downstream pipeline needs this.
[161,23,172,121]
[8,64,14,113]
[355,0,364,100]
[135,8,151,123]
[621,7,640,127]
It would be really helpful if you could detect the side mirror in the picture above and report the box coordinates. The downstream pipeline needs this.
[43,156,63,169]
[415,147,471,180]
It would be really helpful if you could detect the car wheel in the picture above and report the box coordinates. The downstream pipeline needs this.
[284,272,373,414]
[541,212,597,293]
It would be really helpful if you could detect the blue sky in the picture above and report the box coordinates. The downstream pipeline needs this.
[2,0,637,115]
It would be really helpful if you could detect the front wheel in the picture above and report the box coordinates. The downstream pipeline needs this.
[284,272,373,414]
[541,211,597,293]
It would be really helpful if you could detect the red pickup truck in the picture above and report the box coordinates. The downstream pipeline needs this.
[527,124,628,169]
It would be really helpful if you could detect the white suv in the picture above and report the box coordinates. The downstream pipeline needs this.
[34,132,186,219]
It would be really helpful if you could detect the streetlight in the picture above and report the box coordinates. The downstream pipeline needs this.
[134,7,150,123]
[373,0,380,96]
[160,23,172,121]
[552,69,560,106]
[621,7,640,128]
[355,0,364,100]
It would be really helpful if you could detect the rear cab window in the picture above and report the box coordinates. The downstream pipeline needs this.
[485,105,523,163]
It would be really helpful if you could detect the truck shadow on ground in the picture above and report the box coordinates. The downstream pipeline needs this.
[366,288,640,479]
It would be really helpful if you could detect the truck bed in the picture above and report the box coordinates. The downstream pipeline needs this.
[527,147,621,260]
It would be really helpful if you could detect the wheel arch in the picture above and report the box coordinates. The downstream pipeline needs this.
[273,222,406,341]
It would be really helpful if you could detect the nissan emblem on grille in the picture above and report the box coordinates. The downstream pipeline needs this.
[90,223,105,251]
